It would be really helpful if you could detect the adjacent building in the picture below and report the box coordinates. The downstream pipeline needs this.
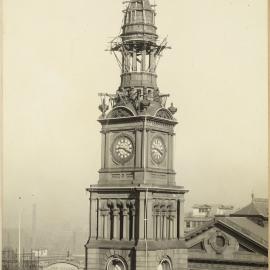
[231,197,268,227]
[185,197,268,269]
[185,204,234,232]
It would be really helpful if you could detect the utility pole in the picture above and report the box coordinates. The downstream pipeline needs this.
[18,196,23,269]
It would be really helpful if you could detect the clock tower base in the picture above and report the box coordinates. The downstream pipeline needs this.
[85,186,188,270]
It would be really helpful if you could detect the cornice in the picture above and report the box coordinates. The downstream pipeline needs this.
[98,115,178,126]
[86,185,188,194]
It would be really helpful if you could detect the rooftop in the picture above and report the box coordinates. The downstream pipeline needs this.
[185,216,268,249]
[192,204,234,210]
[232,198,268,218]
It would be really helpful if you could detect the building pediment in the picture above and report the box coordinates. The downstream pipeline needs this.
[185,216,268,267]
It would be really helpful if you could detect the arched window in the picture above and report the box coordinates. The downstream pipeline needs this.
[106,257,127,270]
[157,258,172,270]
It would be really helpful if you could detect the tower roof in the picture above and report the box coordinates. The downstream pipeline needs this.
[232,198,268,219]
[122,0,157,43]
[127,0,152,9]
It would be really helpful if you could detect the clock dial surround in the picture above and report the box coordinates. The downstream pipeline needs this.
[151,136,166,164]
[111,135,134,164]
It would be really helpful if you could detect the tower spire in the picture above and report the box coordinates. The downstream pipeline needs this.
[101,0,172,117]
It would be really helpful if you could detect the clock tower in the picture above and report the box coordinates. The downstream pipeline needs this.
[85,1,188,269]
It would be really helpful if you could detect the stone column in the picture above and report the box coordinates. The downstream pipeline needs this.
[122,207,128,240]
[122,52,125,73]
[142,9,146,24]
[146,192,153,240]
[131,208,136,240]
[167,133,172,171]
[104,132,110,168]
[126,213,130,240]
[125,53,130,72]
[90,193,98,240]
[139,193,145,240]
[171,133,175,171]
[146,129,150,168]
[107,209,112,240]
[178,197,185,238]
[132,48,137,71]
[170,216,174,239]
[162,212,167,239]
[98,209,104,239]
[153,212,156,239]
[141,47,146,71]
[173,210,177,239]
[167,214,171,239]
[127,11,131,24]
[104,209,109,239]
[149,47,155,72]
[101,131,105,169]
[113,208,120,240]
[135,129,142,168]
[157,210,161,239]
[160,214,163,239]
[141,128,147,169]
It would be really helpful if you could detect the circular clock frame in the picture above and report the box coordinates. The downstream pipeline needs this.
[111,134,134,164]
[151,136,166,164]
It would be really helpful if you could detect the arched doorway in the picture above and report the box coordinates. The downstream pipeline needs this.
[45,262,79,270]
[106,256,127,270]
[157,258,172,270]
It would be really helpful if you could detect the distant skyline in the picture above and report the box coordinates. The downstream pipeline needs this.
[3,0,267,236]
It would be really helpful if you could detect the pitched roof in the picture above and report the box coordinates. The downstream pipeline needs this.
[185,216,268,249]
[232,198,268,218]
[218,217,268,245]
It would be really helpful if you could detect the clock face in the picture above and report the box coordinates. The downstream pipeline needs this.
[112,135,134,164]
[151,136,166,164]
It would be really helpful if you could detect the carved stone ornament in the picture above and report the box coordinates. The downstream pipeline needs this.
[107,107,134,118]
[168,103,177,115]
[98,96,109,118]
[155,108,173,120]
[208,230,229,254]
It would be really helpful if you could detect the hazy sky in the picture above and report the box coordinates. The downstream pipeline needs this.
[3,0,267,232]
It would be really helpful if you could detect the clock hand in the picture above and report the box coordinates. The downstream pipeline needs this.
[152,147,163,155]
[117,147,132,154]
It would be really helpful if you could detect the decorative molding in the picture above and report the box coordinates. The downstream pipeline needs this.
[107,106,135,119]
[208,230,230,254]
[155,108,174,120]
[104,255,128,270]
